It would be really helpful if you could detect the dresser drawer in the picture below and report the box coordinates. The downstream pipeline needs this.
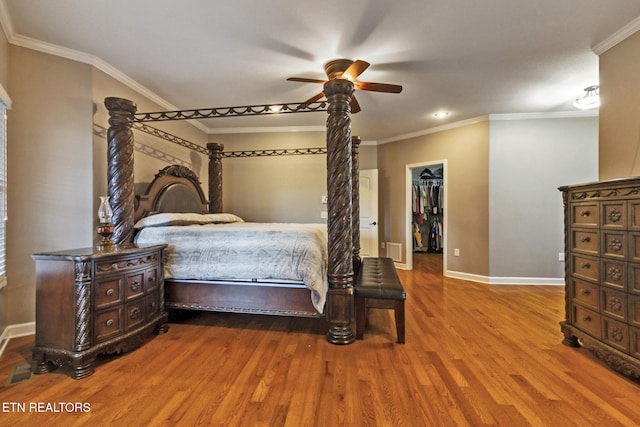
[602,201,627,229]
[571,202,599,228]
[601,287,627,321]
[571,229,599,255]
[602,259,626,290]
[95,307,123,343]
[629,200,640,231]
[602,316,629,353]
[630,326,640,358]
[572,304,601,339]
[571,278,599,311]
[628,295,640,328]
[628,233,640,263]
[95,276,123,308]
[571,254,599,282]
[601,230,627,260]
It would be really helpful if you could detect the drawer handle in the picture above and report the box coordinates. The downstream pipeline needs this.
[130,307,141,319]
[582,315,592,322]
[581,237,591,243]
[581,262,591,269]
[148,276,156,283]
[106,288,114,296]
[580,210,591,217]
[130,280,140,291]
[580,289,591,296]
[106,319,114,327]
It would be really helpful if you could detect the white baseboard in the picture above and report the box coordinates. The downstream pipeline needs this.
[0,322,35,358]
[446,270,564,286]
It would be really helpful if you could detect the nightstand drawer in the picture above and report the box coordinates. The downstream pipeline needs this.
[146,266,159,292]
[572,304,601,339]
[95,276,123,308]
[125,299,146,331]
[95,307,123,343]
[125,271,144,299]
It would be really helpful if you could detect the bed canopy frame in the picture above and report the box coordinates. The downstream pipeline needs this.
[105,79,362,345]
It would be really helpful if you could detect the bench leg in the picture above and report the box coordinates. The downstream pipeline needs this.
[395,300,405,344]
[355,296,366,340]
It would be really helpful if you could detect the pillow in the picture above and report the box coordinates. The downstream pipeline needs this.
[134,212,244,229]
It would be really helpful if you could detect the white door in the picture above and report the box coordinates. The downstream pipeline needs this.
[359,169,379,257]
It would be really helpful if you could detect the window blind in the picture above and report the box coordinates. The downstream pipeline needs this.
[0,102,6,289]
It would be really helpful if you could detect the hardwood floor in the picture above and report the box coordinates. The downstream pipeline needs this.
[2,253,640,426]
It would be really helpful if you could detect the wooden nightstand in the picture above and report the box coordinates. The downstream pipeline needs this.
[31,244,168,379]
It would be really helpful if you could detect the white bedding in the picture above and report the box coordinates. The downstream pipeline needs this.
[133,219,328,313]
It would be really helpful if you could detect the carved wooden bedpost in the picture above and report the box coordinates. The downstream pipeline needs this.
[105,97,137,244]
[207,143,224,213]
[351,136,362,276]
[324,79,355,345]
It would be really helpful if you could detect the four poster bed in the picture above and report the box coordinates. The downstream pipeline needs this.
[104,78,363,344]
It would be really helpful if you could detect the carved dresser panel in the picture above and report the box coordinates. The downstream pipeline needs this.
[560,177,640,378]
[31,245,168,379]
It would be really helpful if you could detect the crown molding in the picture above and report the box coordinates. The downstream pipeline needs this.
[593,15,640,55]
[489,110,598,120]
[377,116,489,145]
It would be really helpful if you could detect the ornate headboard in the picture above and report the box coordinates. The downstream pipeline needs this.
[134,165,209,222]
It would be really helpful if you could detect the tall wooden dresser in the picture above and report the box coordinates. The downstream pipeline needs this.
[560,178,640,378]
[31,244,168,379]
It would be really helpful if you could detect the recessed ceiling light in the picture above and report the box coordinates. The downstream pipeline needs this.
[433,111,449,119]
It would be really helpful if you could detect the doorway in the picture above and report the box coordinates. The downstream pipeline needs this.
[405,161,447,272]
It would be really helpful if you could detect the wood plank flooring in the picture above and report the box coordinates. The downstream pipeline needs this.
[2,253,640,426]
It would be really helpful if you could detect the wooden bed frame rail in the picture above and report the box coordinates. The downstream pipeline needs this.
[105,78,361,344]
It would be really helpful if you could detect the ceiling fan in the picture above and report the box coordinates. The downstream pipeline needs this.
[287,59,402,113]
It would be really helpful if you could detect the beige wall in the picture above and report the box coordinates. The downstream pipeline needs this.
[377,122,490,275]
[7,47,94,324]
[208,132,377,224]
[599,31,640,179]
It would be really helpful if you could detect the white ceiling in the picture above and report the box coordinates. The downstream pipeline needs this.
[2,0,640,142]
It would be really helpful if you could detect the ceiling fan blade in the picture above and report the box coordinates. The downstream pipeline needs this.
[342,60,370,80]
[350,96,361,114]
[354,81,403,93]
[297,91,326,109]
[287,77,327,84]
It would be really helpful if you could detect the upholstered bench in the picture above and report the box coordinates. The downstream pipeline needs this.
[354,257,406,343]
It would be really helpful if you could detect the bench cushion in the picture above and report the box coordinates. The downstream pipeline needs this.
[355,257,406,300]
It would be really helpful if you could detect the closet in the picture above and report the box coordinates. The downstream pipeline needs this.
[412,165,443,253]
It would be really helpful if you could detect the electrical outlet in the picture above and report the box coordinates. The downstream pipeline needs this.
[320,211,327,219]
[454,248,460,256]
[381,242,386,249]
[321,195,328,204]
[558,252,565,262]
